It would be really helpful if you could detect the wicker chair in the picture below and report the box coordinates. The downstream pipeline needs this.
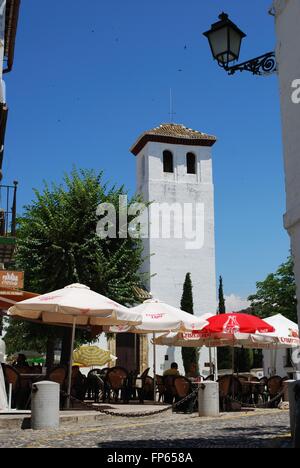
[163,375,177,404]
[47,367,67,387]
[105,366,129,403]
[70,367,87,401]
[86,369,104,403]
[131,368,151,403]
[258,377,268,403]
[250,377,260,405]
[173,376,194,413]
[1,364,24,409]
[205,374,215,382]
[155,375,166,402]
[267,376,283,408]
[45,367,67,408]
[218,375,242,412]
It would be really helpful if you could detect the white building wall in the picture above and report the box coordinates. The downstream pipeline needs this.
[136,140,217,376]
[273,0,300,332]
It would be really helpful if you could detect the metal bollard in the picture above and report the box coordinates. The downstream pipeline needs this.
[31,381,60,430]
[198,381,220,417]
[294,382,300,449]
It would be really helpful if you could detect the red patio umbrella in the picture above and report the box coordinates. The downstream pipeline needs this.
[200,313,275,336]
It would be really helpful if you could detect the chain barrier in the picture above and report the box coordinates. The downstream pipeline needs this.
[61,388,199,419]
[61,386,287,418]
[226,388,286,410]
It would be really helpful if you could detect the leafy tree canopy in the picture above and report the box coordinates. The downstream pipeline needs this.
[4,169,146,356]
[248,256,298,323]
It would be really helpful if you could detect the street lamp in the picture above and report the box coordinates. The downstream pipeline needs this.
[203,12,276,76]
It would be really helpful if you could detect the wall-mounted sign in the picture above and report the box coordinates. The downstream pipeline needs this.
[0,270,24,289]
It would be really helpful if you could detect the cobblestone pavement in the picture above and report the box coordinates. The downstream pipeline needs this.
[0,409,291,448]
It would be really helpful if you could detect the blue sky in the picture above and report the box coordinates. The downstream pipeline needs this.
[3,0,290,300]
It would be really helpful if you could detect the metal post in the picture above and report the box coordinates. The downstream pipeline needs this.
[8,383,12,410]
[153,333,157,402]
[66,317,76,410]
[11,181,18,236]
[209,344,213,376]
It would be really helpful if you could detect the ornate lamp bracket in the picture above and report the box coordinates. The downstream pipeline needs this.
[221,52,277,76]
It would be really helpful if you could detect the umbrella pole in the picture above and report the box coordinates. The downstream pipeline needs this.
[209,342,213,376]
[66,317,77,410]
[274,345,278,376]
[153,333,157,403]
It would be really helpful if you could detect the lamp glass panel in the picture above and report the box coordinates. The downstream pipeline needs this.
[207,27,229,62]
[229,28,243,61]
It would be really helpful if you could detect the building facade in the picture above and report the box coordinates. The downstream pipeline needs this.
[272,0,300,330]
[130,123,218,376]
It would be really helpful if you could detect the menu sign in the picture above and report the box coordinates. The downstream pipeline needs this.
[0,271,24,289]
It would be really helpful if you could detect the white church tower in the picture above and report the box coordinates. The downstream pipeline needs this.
[130,123,217,376]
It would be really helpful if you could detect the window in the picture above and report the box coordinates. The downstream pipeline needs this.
[187,152,196,174]
[163,150,174,173]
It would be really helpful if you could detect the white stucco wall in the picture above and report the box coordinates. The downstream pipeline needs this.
[136,140,217,376]
[273,0,300,330]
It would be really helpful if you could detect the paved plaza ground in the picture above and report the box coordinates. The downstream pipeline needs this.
[0,408,292,448]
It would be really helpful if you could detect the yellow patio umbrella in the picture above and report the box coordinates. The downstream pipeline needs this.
[73,345,117,367]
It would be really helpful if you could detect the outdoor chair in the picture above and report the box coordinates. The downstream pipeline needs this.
[70,366,87,402]
[267,376,283,408]
[47,366,67,387]
[45,367,67,408]
[238,376,252,404]
[86,369,104,403]
[259,377,269,403]
[130,368,150,403]
[204,374,215,381]
[105,366,129,403]
[2,364,26,409]
[163,375,177,404]
[218,375,242,412]
[143,375,154,401]
[250,377,260,405]
[173,376,194,413]
[155,375,166,402]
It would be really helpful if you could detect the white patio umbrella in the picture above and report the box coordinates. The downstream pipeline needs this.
[8,284,142,408]
[235,314,300,376]
[236,314,300,349]
[155,314,300,376]
[108,299,210,400]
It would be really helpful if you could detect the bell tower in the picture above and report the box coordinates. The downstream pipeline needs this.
[130,123,218,375]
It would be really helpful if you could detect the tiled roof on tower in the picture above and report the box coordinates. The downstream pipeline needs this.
[130,123,217,156]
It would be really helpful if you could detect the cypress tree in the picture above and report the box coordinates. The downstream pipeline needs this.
[217,276,233,370]
[181,273,199,375]
[218,276,226,314]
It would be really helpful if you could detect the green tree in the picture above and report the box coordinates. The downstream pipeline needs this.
[234,348,254,374]
[216,276,233,370]
[181,273,199,375]
[248,256,297,322]
[4,169,146,363]
[218,276,226,314]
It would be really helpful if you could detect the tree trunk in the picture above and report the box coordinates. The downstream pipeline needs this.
[60,328,73,366]
[46,337,55,370]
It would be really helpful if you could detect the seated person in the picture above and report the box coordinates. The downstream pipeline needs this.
[13,354,30,368]
[163,362,180,377]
